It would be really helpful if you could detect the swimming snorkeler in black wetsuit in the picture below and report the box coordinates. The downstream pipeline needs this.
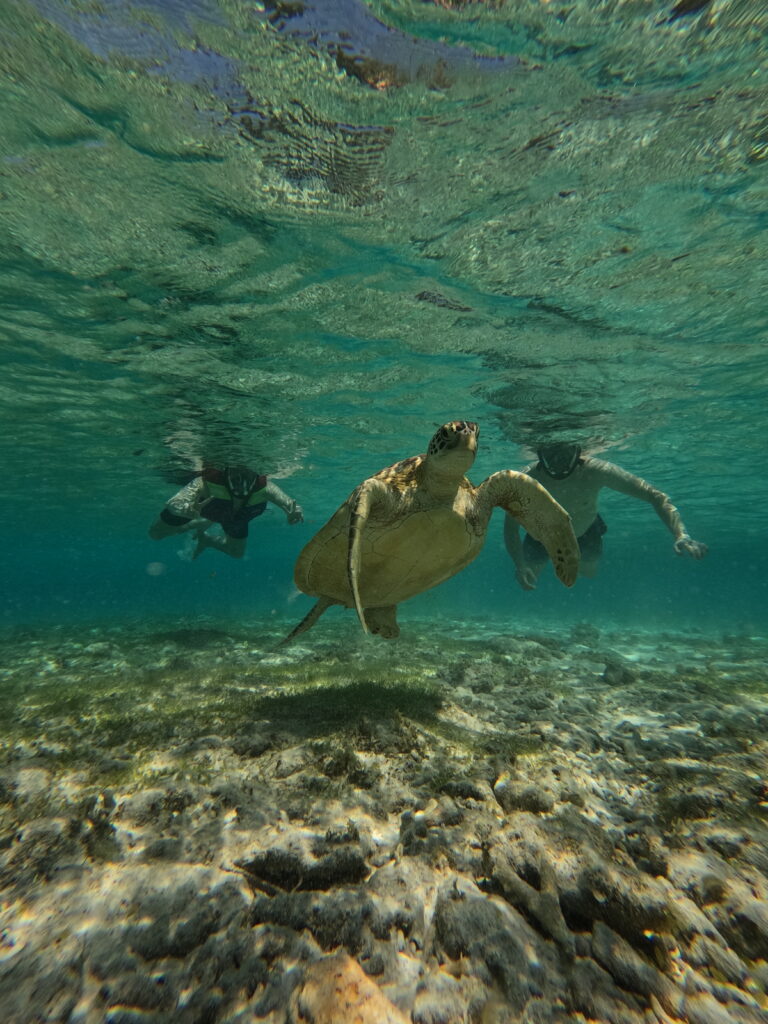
[149,465,303,559]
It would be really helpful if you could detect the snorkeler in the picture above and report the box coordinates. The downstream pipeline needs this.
[505,442,708,589]
[149,465,303,559]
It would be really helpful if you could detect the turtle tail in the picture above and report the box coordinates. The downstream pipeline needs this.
[278,596,336,646]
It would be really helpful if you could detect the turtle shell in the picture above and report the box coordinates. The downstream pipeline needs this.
[294,466,485,608]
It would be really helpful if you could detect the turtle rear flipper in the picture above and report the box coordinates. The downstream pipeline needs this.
[279,596,337,645]
[365,605,399,638]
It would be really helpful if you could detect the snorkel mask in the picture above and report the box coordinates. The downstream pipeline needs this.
[537,443,582,480]
[224,466,257,506]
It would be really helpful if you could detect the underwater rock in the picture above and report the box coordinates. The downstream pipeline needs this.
[567,957,646,1024]
[173,734,225,754]
[432,877,554,1007]
[623,827,670,877]
[411,970,469,1024]
[590,921,679,1014]
[14,766,53,799]
[118,786,198,827]
[718,898,768,962]
[662,787,728,821]
[141,835,183,861]
[232,731,272,757]
[252,888,373,954]
[569,622,601,647]
[492,849,575,953]
[686,934,749,987]
[288,951,410,1024]
[577,853,676,943]
[398,797,464,858]
[365,858,433,945]
[127,879,246,960]
[0,816,84,889]
[601,654,636,687]
[0,945,83,1024]
[439,777,488,801]
[274,744,316,779]
[238,836,369,892]
[493,778,555,814]
[100,970,178,1014]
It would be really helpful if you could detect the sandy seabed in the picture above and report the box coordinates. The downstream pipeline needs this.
[1,616,767,1024]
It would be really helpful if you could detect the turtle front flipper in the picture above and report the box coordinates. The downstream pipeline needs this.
[347,479,382,633]
[481,470,579,587]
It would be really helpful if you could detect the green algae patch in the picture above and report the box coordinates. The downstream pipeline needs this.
[432,720,543,762]
[251,676,443,734]
[0,625,444,789]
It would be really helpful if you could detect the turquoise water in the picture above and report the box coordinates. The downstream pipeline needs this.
[1,0,767,637]
[3,9,768,1019]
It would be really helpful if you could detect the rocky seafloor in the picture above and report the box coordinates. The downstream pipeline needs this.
[1,617,767,1024]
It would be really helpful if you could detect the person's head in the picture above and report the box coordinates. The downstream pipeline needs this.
[223,465,258,501]
[536,442,582,479]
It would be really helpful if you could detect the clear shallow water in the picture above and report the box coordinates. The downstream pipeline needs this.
[3,12,768,1016]
[1,0,767,634]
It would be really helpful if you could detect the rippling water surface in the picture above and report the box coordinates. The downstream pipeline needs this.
[1,0,766,630]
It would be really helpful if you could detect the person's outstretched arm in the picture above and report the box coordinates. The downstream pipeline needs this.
[265,480,304,524]
[149,478,209,539]
[593,459,707,558]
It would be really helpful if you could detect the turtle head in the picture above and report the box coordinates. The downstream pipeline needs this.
[426,421,478,474]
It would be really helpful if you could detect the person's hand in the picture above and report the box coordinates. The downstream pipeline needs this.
[515,566,538,590]
[674,536,708,559]
[287,505,304,525]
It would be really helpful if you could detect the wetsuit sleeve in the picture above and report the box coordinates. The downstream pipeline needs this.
[265,480,303,519]
[591,459,689,541]
[164,478,208,520]
[160,507,192,526]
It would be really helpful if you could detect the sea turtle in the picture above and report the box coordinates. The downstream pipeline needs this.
[282,421,578,642]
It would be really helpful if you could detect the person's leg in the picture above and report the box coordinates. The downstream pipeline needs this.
[579,556,600,578]
[521,533,549,585]
[149,511,209,540]
[193,530,247,559]
[220,535,247,559]
[577,516,606,578]
[149,518,185,540]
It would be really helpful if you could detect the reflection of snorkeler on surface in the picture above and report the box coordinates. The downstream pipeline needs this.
[505,442,708,589]
[149,466,303,559]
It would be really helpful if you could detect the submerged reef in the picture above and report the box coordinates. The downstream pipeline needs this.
[1,619,767,1022]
